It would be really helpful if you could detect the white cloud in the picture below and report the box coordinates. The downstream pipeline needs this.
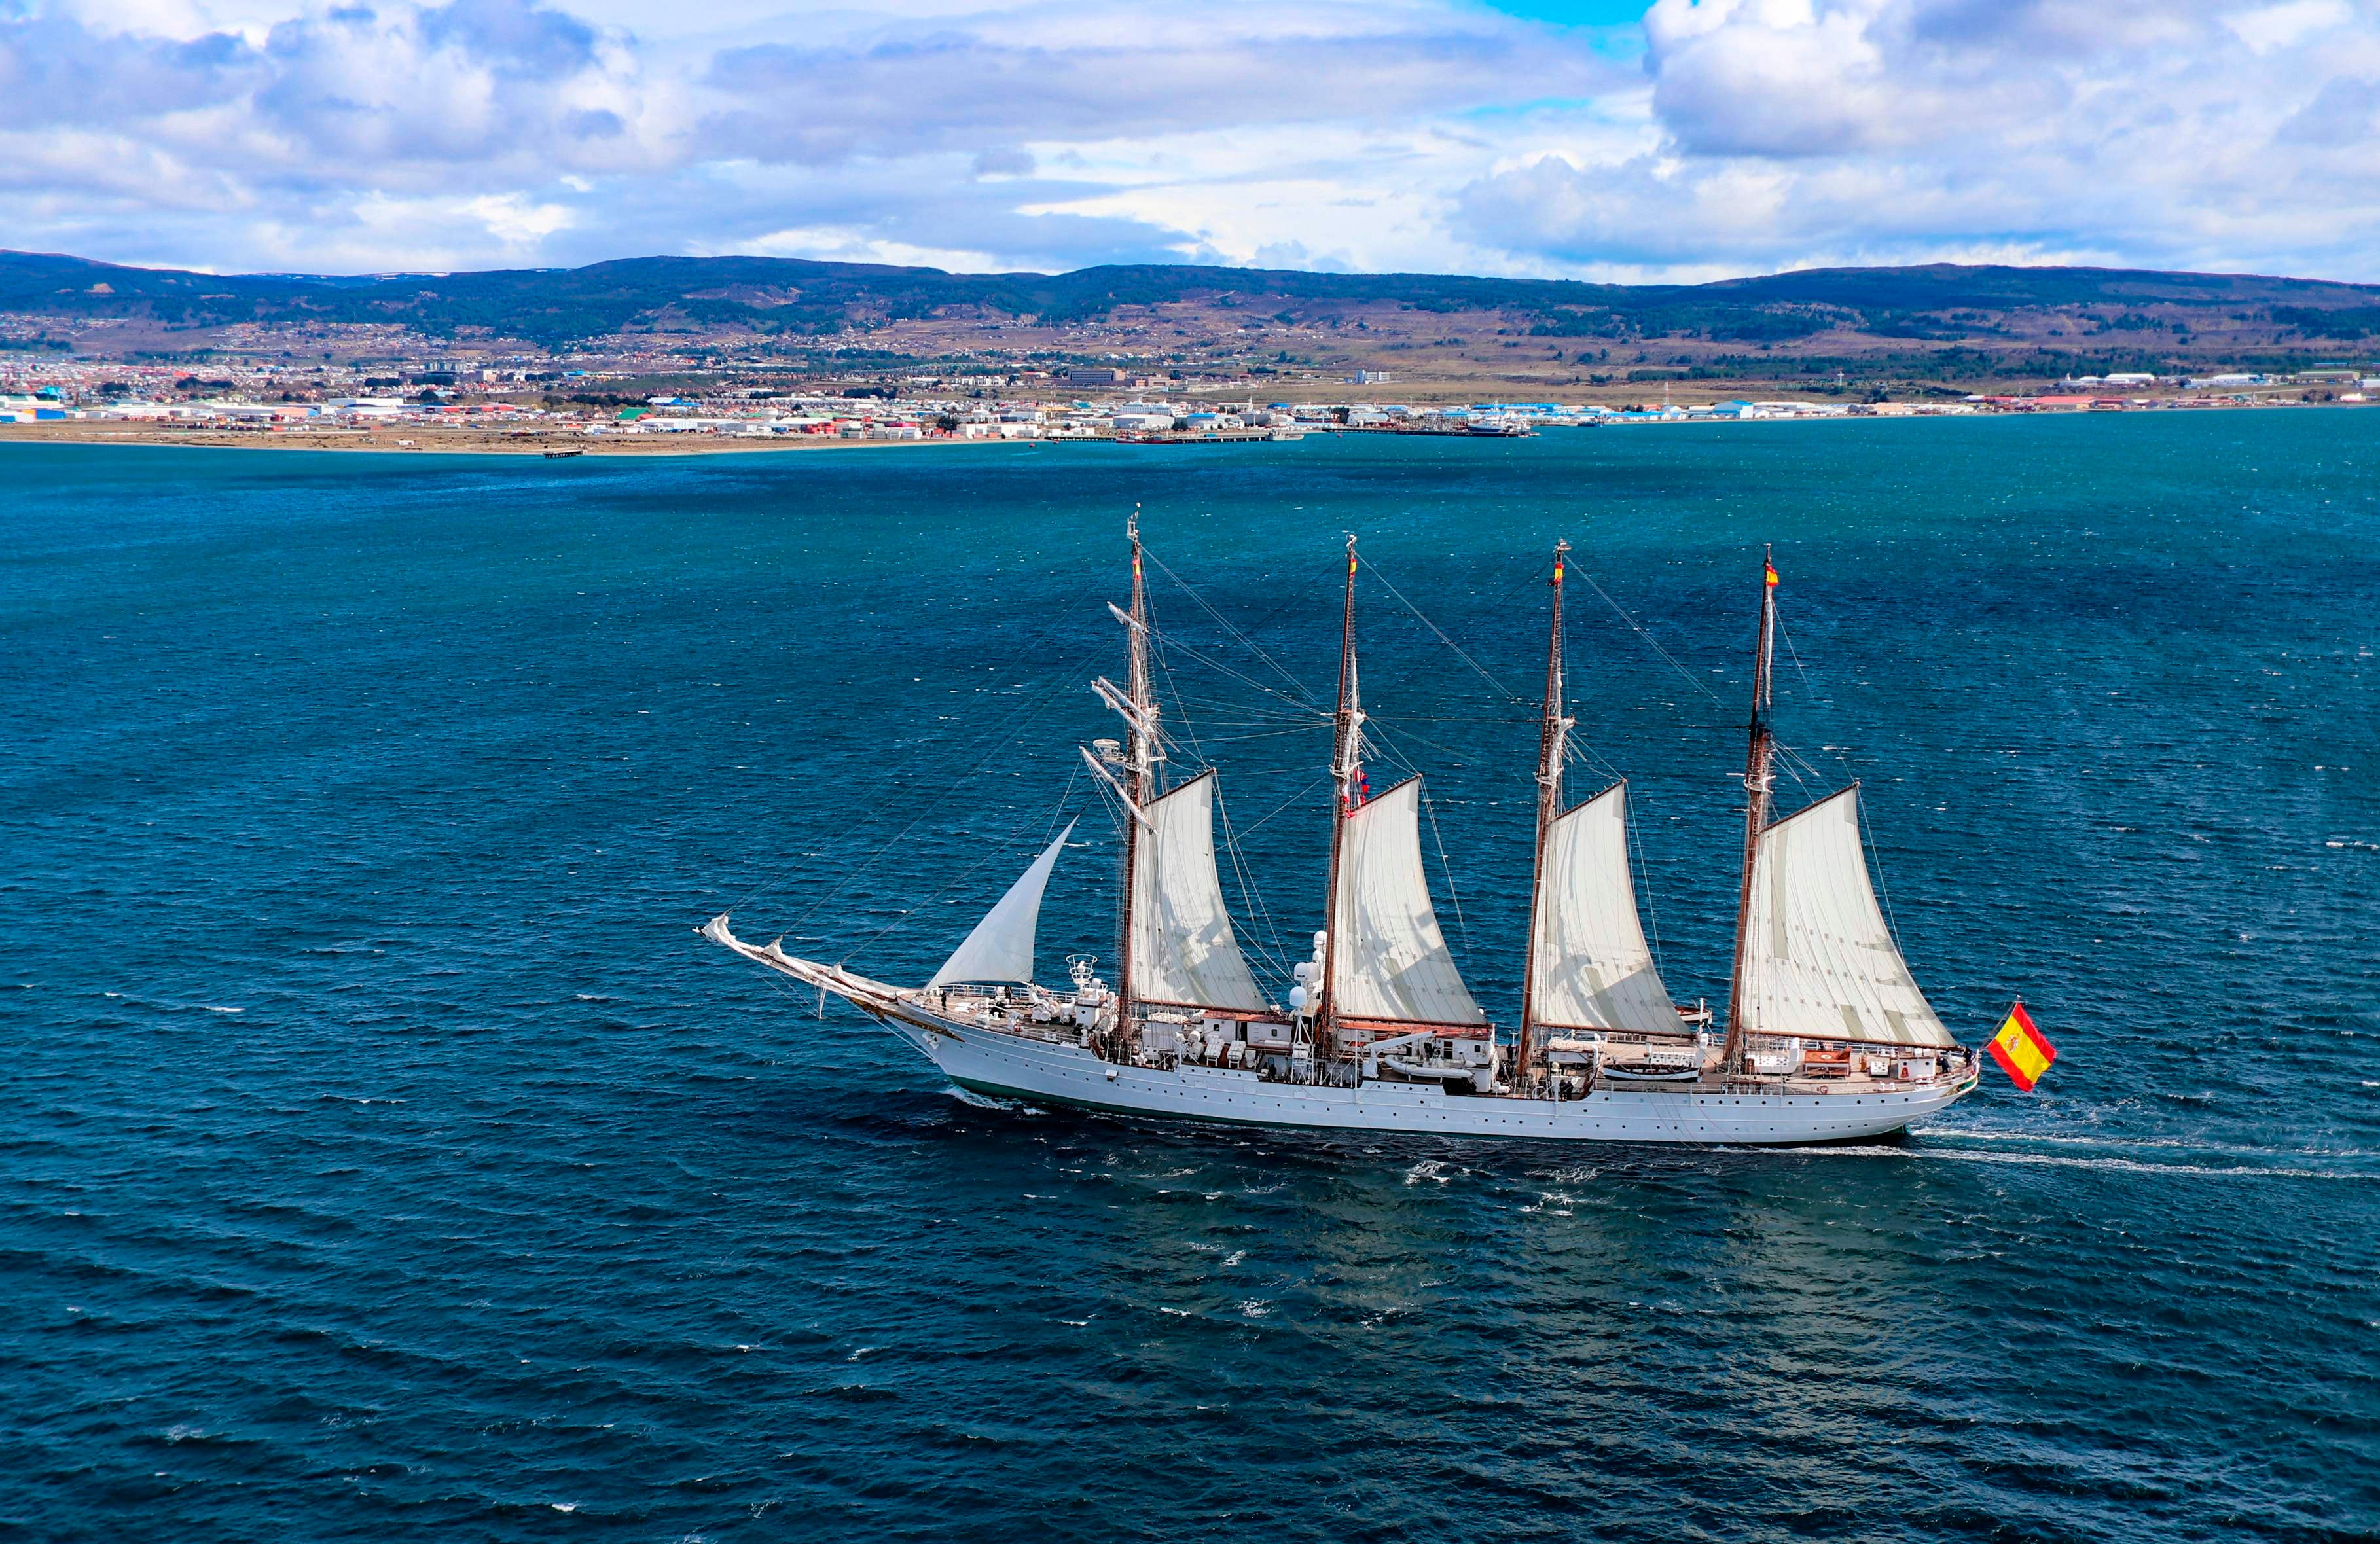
[2224,0,2351,55]
[0,0,2373,284]
[1462,0,2380,281]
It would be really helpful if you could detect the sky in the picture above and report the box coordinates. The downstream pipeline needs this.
[3,0,2377,283]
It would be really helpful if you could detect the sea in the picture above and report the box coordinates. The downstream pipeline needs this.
[3,416,2376,1542]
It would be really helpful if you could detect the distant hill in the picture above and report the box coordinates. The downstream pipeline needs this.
[5,249,2377,354]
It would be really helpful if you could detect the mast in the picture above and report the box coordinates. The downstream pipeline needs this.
[1317,534,1362,1058]
[1722,547,1780,1075]
[1516,539,1571,1093]
[1111,510,1159,1049]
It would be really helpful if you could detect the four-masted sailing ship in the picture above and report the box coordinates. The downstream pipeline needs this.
[706,522,1981,1144]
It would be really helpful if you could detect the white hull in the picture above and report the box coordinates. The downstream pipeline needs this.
[909,1014,1973,1144]
[706,920,1978,1146]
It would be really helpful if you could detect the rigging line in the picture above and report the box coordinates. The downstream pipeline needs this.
[1230,772,1331,841]
[1859,791,1913,959]
[1774,737,1838,795]
[1558,725,1628,788]
[1574,568,1731,711]
[1142,546,1320,705]
[1360,716,1487,779]
[1361,721,1473,960]
[1498,545,1635,787]
[755,962,827,1024]
[835,811,1056,964]
[723,617,1094,916]
[1772,748,1818,802]
[1358,555,1530,708]
[1418,780,1473,961]
[1084,766,1134,842]
[1362,717,1412,778]
[1775,605,1861,785]
[1218,789,1294,971]
[1623,791,1670,988]
[778,639,1110,929]
[725,691,1065,916]
[1163,696,1333,723]
[1165,712,1327,735]
[1168,720,1331,742]
[1153,630,1335,717]
[1151,629,1203,774]
[1210,780,1295,984]
[1167,726,1325,744]
[1043,760,1084,842]
[1340,711,1539,725]
[1767,606,1912,963]
[1187,726,1333,745]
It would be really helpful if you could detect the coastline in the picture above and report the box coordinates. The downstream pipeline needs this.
[0,421,1036,456]
[3,397,2369,458]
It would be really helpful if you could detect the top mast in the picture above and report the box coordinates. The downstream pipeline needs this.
[1721,547,1780,1075]
[1111,509,1159,1043]
[1126,511,1157,807]
[1317,534,1363,1057]
[1516,539,1572,1091]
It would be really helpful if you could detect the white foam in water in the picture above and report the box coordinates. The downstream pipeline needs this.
[1814,1143,2365,1182]
[948,1086,1037,1113]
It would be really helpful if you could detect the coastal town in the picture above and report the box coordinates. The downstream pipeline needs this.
[7,249,2379,452]
[3,344,2373,452]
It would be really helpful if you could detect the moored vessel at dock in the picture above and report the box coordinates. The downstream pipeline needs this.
[706,522,1980,1145]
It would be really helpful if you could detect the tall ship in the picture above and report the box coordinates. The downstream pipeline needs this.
[706,523,1981,1144]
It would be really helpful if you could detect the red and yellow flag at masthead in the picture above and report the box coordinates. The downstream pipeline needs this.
[1764,560,1780,588]
[1987,1001,2057,1090]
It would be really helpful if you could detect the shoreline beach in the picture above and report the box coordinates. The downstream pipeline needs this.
[3,396,2369,458]
[0,421,1019,456]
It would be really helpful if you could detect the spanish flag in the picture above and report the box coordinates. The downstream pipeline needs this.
[1987,1002,2057,1091]
[1764,560,1780,588]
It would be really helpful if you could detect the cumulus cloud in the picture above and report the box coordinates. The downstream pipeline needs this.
[0,9,254,124]
[1460,0,2380,279]
[0,0,1637,272]
[702,16,1619,164]
[0,0,2373,282]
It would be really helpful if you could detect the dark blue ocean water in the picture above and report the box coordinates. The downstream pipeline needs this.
[4,419,2377,1541]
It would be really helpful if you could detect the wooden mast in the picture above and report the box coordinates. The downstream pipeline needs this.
[1111,510,1157,1053]
[1516,539,1571,1095]
[1316,534,1362,1060]
[1721,547,1779,1077]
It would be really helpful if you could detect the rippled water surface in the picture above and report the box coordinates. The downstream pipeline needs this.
[5,418,2378,1541]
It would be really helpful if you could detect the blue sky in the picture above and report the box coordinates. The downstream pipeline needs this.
[3,0,2375,283]
[1475,1,1659,31]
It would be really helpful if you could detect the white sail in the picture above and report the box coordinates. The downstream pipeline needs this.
[1528,782,1681,1035]
[1131,772,1267,1011]
[1330,778,1484,1024]
[1736,787,1953,1047]
[927,821,1076,986]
